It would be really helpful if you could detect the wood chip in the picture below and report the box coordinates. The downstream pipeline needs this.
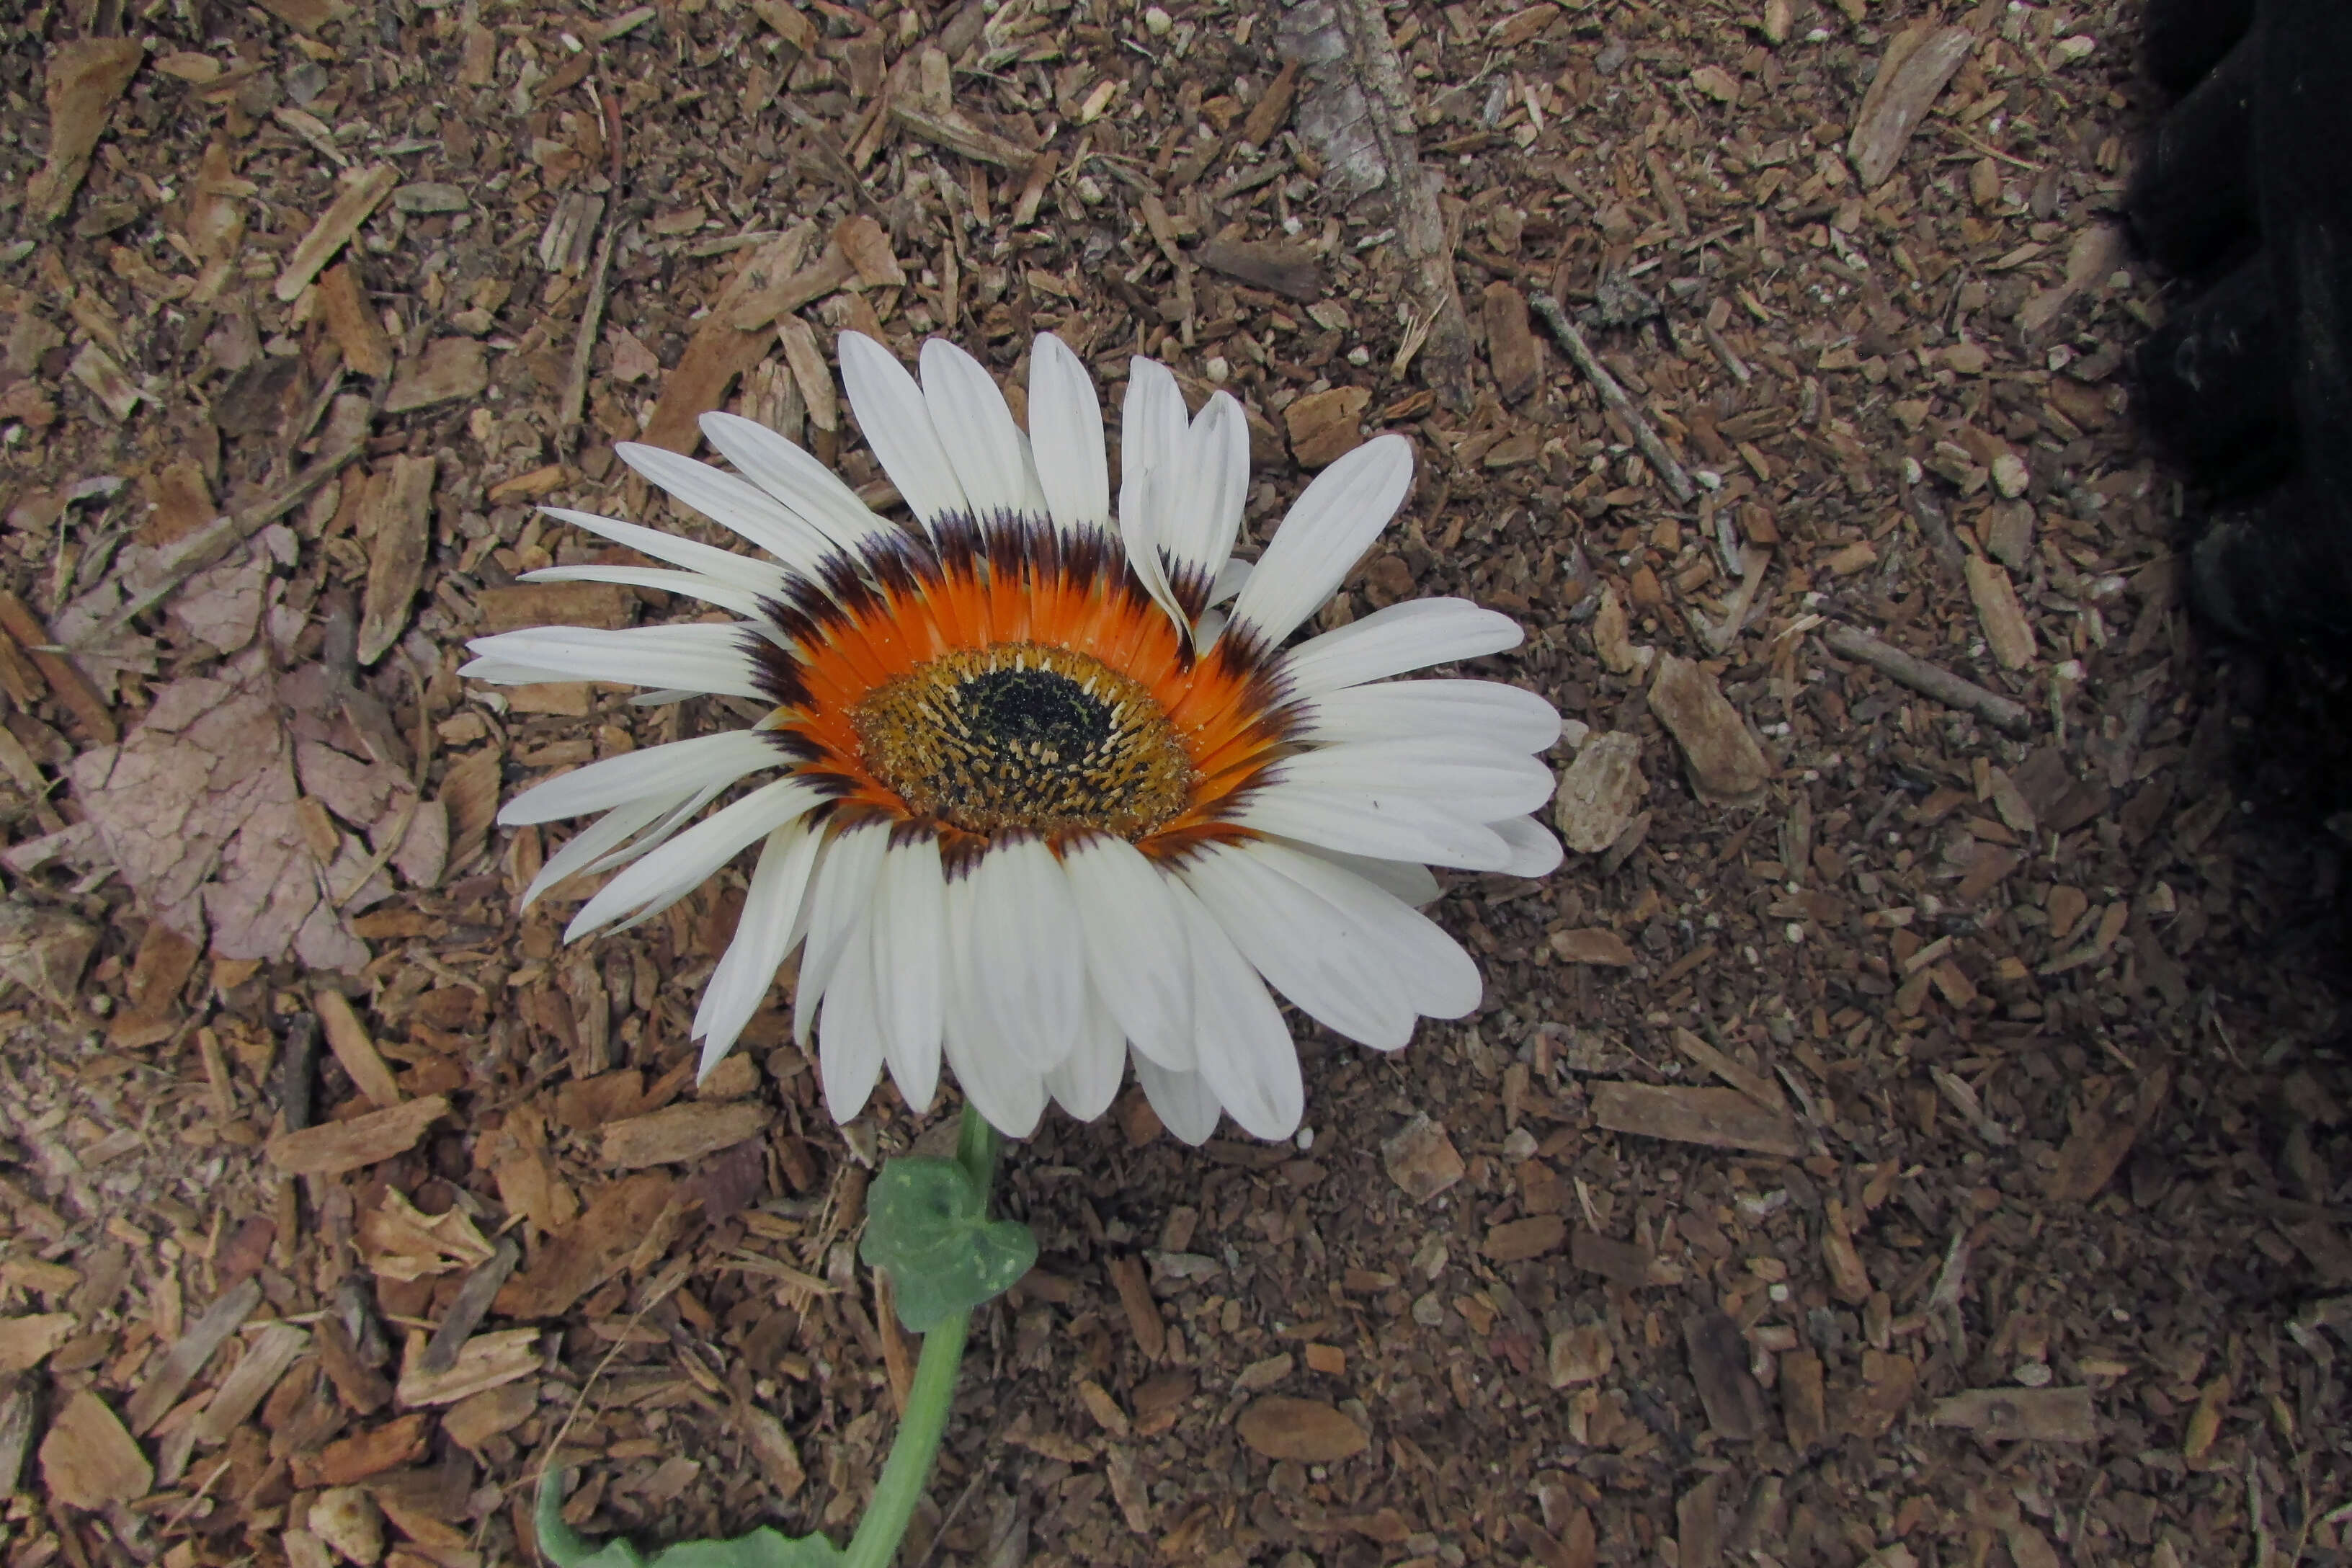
[125,1275,259,1434]
[355,455,435,666]
[1109,1254,1166,1362]
[290,1412,429,1487]
[275,165,398,303]
[1380,1114,1464,1201]
[1846,24,1976,188]
[474,582,633,635]
[1930,1386,2097,1443]
[834,213,906,287]
[1781,1350,1827,1448]
[442,1380,540,1451]
[1551,928,1635,966]
[27,39,145,223]
[191,1322,309,1444]
[1484,1215,1565,1262]
[38,1390,151,1510]
[0,1314,75,1373]
[416,1237,520,1375]
[1552,731,1645,853]
[737,1404,808,1501]
[1546,1324,1613,1387]
[1670,1028,1785,1110]
[1683,1312,1770,1440]
[495,1173,675,1318]
[1196,238,1322,303]
[314,989,400,1108]
[0,589,117,744]
[1571,1231,1669,1288]
[888,100,1036,167]
[1649,654,1770,806]
[646,230,819,450]
[314,1315,393,1415]
[383,338,488,414]
[1822,623,2031,735]
[396,1327,540,1406]
[2046,1064,2170,1202]
[315,264,393,379]
[266,1095,448,1177]
[776,317,839,430]
[1482,282,1541,402]
[1592,1083,1802,1157]
[1235,1396,1368,1461]
[601,1100,769,1169]
[726,243,853,334]
[1964,555,2036,669]
[1283,385,1370,468]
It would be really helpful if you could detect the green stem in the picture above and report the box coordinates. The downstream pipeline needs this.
[842,1105,1000,1568]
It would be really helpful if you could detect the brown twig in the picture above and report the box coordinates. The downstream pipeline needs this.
[1528,291,1698,504]
[1822,623,2033,735]
[558,75,627,453]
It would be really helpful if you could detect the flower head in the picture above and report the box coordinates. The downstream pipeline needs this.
[464,334,1562,1142]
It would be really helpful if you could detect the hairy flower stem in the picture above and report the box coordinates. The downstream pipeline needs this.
[842,1106,999,1568]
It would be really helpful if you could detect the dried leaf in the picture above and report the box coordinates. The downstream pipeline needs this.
[27,40,146,224]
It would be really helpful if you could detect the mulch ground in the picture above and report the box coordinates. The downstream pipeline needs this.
[4,0,2352,1564]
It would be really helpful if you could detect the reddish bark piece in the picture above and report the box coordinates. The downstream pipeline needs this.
[1235,1396,1368,1461]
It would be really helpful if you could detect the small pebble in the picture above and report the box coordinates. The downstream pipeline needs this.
[2013,1360,2054,1388]
[1143,5,1172,35]
[1205,356,1231,384]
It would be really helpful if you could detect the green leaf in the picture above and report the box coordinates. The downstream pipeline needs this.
[859,1154,1037,1332]
[535,1470,845,1568]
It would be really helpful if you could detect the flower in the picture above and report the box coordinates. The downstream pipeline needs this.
[464,333,1562,1142]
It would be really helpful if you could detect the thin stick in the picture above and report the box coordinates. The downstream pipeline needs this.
[1529,291,1697,504]
[558,77,625,453]
[1823,623,2032,735]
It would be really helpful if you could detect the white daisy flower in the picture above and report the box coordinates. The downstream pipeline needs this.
[464,333,1564,1143]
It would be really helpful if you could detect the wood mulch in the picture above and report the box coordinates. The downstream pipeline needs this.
[3,0,2351,1564]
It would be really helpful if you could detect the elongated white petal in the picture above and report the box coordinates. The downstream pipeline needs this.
[502,731,782,825]
[1046,985,1125,1122]
[837,332,970,526]
[566,778,827,939]
[921,338,1044,519]
[1059,835,1193,1070]
[1028,333,1110,535]
[968,835,1086,1070]
[1209,556,1252,606]
[1293,680,1562,753]
[463,623,767,700]
[791,820,891,1046]
[1169,881,1304,1140]
[1228,435,1414,649]
[1268,741,1559,819]
[1231,783,1514,871]
[1118,459,1189,636]
[1159,392,1250,605]
[1492,814,1566,878]
[874,834,946,1113]
[698,411,901,554]
[1178,842,1413,1048]
[1133,1051,1221,1145]
[1239,837,1481,1023]
[1119,357,1189,533]
[1278,599,1524,695]
[943,872,1048,1136]
[572,783,729,886]
[819,910,886,1122]
[523,791,689,909]
[540,506,796,597]
[521,564,774,621]
[695,820,825,1078]
[1270,841,1443,908]
[615,441,836,572]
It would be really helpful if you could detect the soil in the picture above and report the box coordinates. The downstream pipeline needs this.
[4,0,2352,1566]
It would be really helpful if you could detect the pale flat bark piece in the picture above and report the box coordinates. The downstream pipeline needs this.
[2019,223,2126,335]
[314,264,393,379]
[1283,386,1369,468]
[266,1095,448,1176]
[358,1188,494,1283]
[416,1239,520,1375]
[474,582,632,634]
[834,213,906,287]
[1108,1255,1165,1362]
[736,1406,808,1501]
[1553,731,1644,853]
[494,1173,676,1317]
[486,463,569,504]
[1482,282,1541,402]
[776,318,839,431]
[1683,1312,1770,1440]
[887,100,1035,166]
[1670,1027,1785,1110]
[1649,654,1770,806]
[68,342,145,421]
[125,1275,260,1434]
[191,1322,310,1443]
[1197,239,1322,303]
[27,39,145,223]
[437,748,502,871]
[1547,1324,1613,1387]
[275,165,398,303]
[0,1314,76,1373]
[395,1327,541,1406]
[1930,1386,2097,1443]
[1236,1397,1368,1461]
[1592,1082,1802,1157]
[1964,555,2037,670]
[600,1100,770,1170]
[646,231,821,450]
[315,989,400,1108]
[1379,1114,1464,1202]
[383,338,487,414]
[1847,25,1976,188]
[1551,927,1635,966]
[441,1380,539,1451]
[290,1412,429,1487]
[38,1391,151,1509]
[357,455,435,665]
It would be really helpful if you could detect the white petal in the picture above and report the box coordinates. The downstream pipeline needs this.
[1270,840,1443,908]
[837,331,971,527]
[1293,680,1563,753]
[521,564,775,621]
[1268,741,1559,819]
[873,834,946,1114]
[463,623,768,700]
[1209,556,1252,607]
[1118,458,1189,636]
[695,820,824,1078]
[1240,837,1482,1023]
[791,819,891,1046]
[501,731,782,825]
[615,441,836,572]
[1492,814,1566,878]
[540,506,796,597]
[1178,842,1414,1049]
[1119,357,1190,531]
[1028,333,1110,535]
[1231,783,1514,871]
[523,791,690,909]
[1059,835,1193,1070]
[1278,599,1525,695]
[967,836,1086,1070]
[698,411,901,555]
[943,872,1048,1136]
[1169,881,1304,1141]
[922,338,1048,520]
[1227,435,1414,649]
[569,783,730,889]
[1133,1051,1221,1145]
[1158,392,1250,607]
[819,909,886,1122]
[566,778,827,939]
[1046,985,1125,1122]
